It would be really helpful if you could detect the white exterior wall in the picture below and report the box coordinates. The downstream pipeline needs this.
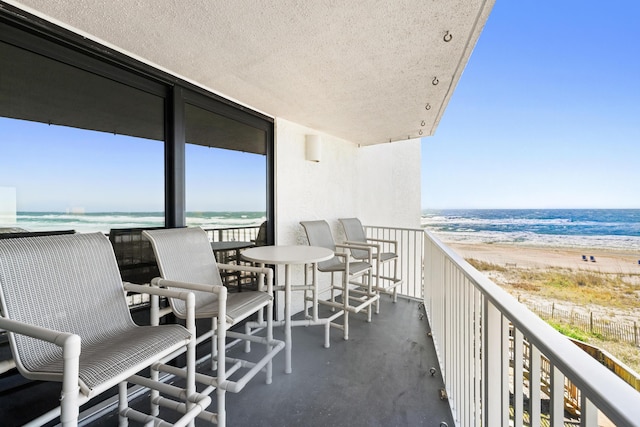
[272,118,421,318]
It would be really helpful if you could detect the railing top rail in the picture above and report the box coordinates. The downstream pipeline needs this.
[202,225,260,231]
[424,229,640,426]
[364,225,425,233]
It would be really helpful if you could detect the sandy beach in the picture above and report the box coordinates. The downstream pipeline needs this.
[446,242,640,275]
[442,240,640,328]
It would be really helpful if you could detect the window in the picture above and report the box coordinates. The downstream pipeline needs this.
[184,102,267,231]
[0,40,165,233]
[0,11,274,240]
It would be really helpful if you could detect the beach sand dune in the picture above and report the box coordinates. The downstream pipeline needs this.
[447,242,640,275]
[444,240,640,325]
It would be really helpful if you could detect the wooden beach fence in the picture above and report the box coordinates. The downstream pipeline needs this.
[527,301,639,346]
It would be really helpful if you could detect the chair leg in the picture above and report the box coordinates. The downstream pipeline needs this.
[217,314,227,427]
[375,261,381,314]
[148,289,161,417]
[330,272,336,311]
[150,366,160,417]
[343,310,349,341]
[303,264,310,318]
[343,273,350,340]
[324,322,331,348]
[244,321,252,353]
[393,258,400,303]
[266,289,274,385]
[366,271,373,322]
[185,296,198,423]
[60,335,81,427]
[217,387,226,427]
[118,381,128,427]
[211,320,218,370]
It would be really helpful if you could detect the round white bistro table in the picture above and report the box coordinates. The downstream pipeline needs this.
[242,245,333,374]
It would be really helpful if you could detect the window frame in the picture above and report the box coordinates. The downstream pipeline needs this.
[0,4,275,238]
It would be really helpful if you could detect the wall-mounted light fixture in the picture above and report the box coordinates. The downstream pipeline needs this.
[305,134,322,162]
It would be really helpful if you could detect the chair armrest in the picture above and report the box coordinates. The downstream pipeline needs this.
[344,240,381,253]
[0,317,81,395]
[147,277,228,327]
[336,243,373,263]
[332,251,349,261]
[134,280,223,297]
[336,242,371,251]
[217,262,270,275]
[365,237,398,252]
[0,317,79,351]
[217,263,274,294]
[125,282,199,332]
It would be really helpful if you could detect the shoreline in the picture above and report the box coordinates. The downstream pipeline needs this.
[443,241,640,275]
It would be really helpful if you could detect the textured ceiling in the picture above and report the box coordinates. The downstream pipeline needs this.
[6,0,494,145]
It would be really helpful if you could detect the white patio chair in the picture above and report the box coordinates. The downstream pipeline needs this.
[0,232,209,426]
[142,227,284,427]
[300,220,379,340]
[339,218,404,313]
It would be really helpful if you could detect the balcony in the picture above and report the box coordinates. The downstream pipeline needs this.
[1,226,639,426]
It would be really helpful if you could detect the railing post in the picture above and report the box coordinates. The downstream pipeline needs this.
[484,300,502,427]
[529,345,542,427]
[580,395,597,427]
[550,365,565,427]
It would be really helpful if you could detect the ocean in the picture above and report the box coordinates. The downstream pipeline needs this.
[10,211,266,234]
[7,209,640,252]
[421,209,640,251]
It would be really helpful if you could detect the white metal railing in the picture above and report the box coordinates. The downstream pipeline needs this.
[422,230,640,427]
[203,225,261,242]
[364,225,425,300]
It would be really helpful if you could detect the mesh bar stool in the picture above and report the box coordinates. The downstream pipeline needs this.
[0,232,209,426]
[143,227,284,427]
[339,218,404,314]
[300,220,379,340]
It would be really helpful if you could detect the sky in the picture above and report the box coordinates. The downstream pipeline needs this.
[421,1,640,209]
[0,118,266,212]
[2,2,639,213]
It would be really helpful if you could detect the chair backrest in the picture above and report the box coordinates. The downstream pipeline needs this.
[0,229,75,239]
[142,227,223,318]
[300,220,341,271]
[255,221,268,246]
[339,218,370,260]
[0,233,134,375]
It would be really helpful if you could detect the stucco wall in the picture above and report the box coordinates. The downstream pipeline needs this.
[272,118,421,318]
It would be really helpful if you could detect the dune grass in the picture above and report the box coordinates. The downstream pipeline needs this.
[467,259,640,308]
[467,258,640,373]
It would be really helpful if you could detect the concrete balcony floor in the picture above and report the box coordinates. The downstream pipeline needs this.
[2,298,454,427]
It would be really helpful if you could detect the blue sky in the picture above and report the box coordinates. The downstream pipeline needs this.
[3,2,638,213]
[421,1,640,209]
[0,119,266,212]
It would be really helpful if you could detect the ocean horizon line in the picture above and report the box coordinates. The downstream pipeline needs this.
[6,211,266,234]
